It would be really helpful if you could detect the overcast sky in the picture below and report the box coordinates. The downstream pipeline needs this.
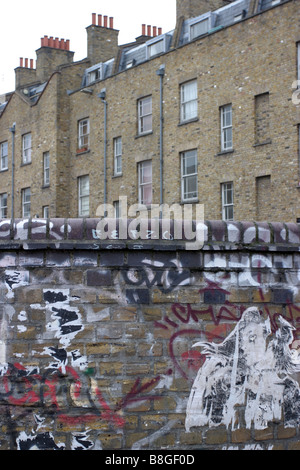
[0,0,176,95]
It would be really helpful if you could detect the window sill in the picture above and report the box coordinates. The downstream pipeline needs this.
[76,148,90,155]
[112,173,123,178]
[135,131,153,139]
[253,139,272,148]
[20,161,32,167]
[216,149,234,156]
[0,168,8,173]
[181,199,199,204]
[42,184,50,190]
[178,117,199,127]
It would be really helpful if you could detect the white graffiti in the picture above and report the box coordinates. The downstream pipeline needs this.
[186,307,300,431]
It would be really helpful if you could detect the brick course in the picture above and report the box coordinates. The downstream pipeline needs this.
[0,217,299,450]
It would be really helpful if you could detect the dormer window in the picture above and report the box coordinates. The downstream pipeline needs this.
[85,63,104,85]
[148,38,165,58]
[189,13,214,41]
[87,68,101,84]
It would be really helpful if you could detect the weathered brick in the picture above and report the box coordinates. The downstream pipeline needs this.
[86,269,112,286]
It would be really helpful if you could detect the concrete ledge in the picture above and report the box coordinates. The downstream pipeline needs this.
[0,218,299,250]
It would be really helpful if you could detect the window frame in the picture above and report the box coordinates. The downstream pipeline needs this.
[22,187,31,218]
[147,37,165,58]
[0,193,8,218]
[190,17,210,41]
[180,80,198,123]
[138,160,152,206]
[78,118,90,150]
[114,137,122,176]
[43,206,49,219]
[0,141,8,171]
[43,151,50,186]
[221,182,234,221]
[78,175,90,217]
[22,133,32,164]
[181,150,198,202]
[220,104,233,151]
[138,96,152,135]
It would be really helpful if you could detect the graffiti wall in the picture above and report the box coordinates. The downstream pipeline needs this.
[0,218,300,450]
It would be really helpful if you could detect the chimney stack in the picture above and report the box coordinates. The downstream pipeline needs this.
[87,12,119,64]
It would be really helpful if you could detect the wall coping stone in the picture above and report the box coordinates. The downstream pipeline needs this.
[0,218,299,251]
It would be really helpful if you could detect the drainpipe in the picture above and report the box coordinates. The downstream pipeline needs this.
[9,123,16,220]
[156,65,165,218]
[98,89,107,216]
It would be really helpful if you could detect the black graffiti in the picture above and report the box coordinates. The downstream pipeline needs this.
[121,261,190,293]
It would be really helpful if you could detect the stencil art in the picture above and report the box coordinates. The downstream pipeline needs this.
[186,307,300,431]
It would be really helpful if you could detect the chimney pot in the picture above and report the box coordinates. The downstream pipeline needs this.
[54,37,59,48]
[142,24,146,36]
[66,39,70,50]
[49,36,54,47]
[30,59,34,69]
[25,58,28,68]
[98,14,102,26]
[44,35,49,47]
[104,15,108,27]
[158,27,162,35]
[92,13,96,25]
[109,17,114,29]
[147,25,152,36]
[153,26,157,37]
[20,57,23,67]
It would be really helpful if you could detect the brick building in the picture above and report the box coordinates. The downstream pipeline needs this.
[0,0,299,221]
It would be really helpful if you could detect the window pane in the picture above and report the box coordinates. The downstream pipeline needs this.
[139,97,152,134]
[22,188,31,217]
[191,19,209,40]
[0,193,7,218]
[139,161,152,205]
[23,134,32,163]
[184,175,197,199]
[181,82,197,121]
[1,142,8,170]
[183,151,197,175]
[79,119,89,148]
[79,176,89,216]
[149,40,164,57]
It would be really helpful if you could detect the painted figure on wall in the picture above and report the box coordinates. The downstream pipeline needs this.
[185,307,300,431]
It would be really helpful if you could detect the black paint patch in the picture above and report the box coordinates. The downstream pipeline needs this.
[44,290,68,304]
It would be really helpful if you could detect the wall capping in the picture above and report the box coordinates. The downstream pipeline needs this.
[0,218,299,251]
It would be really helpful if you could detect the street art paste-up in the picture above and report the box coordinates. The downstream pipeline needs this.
[185,307,300,431]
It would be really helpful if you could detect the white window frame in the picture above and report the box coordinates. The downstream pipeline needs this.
[0,141,8,170]
[222,182,234,221]
[43,151,50,186]
[22,133,32,164]
[147,37,165,58]
[114,137,122,175]
[190,17,210,40]
[138,160,152,206]
[22,188,31,218]
[181,150,198,202]
[138,96,152,135]
[113,200,120,219]
[180,80,198,123]
[221,104,233,151]
[78,118,90,150]
[0,193,7,218]
[78,175,89,217]
[43,206,49,218]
